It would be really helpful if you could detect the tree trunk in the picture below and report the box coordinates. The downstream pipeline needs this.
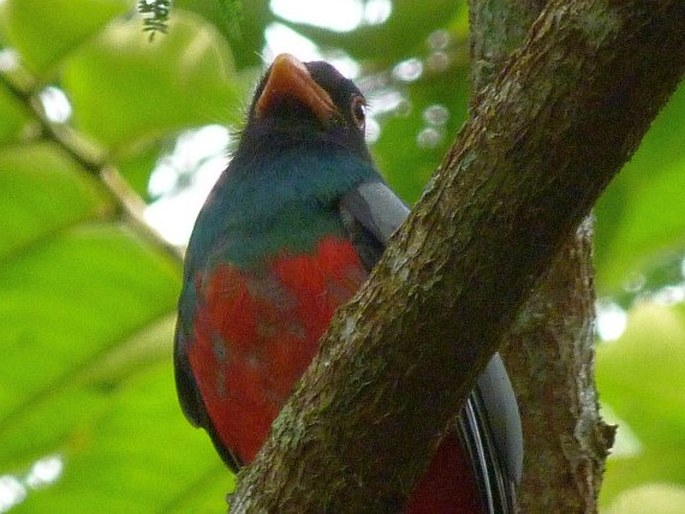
[469,1,615,511]
[230,2,685,511]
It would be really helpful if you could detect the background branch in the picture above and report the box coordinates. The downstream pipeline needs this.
[0,71,184,262]
[469,1,614,511]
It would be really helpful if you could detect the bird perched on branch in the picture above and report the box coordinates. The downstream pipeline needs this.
[174,53,523,513]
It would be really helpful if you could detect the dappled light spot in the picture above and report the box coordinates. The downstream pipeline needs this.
[393,57,423,83]
[0,454,64,513]
[39,86,72,124]
[0,48,19,72]
[596,301,627,341]
[423,104,450,126]
[416,126,444,149]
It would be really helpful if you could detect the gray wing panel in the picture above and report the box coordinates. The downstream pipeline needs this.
[476,354,524,483]
[340,179,409,245]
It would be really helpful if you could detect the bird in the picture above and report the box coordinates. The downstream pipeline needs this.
[174,53,523,513]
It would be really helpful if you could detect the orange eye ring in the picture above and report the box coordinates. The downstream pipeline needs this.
[350,95,367,130]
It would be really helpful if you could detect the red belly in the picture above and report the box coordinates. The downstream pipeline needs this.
[189,235,367,462]
[188,234,483,512]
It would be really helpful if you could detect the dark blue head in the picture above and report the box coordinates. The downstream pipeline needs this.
[236,54,373,169]
[184,54,380,273]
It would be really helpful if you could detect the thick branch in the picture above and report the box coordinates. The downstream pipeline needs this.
[470,0,614,511]
[502,224,616,512]
[231,2,685,512]
[469,0,548,93]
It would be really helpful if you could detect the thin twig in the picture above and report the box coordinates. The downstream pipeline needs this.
[0,70,184,263]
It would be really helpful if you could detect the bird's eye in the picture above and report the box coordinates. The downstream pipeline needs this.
[350,96,366,129]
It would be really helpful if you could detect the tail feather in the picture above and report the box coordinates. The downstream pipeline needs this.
[458,397,517,513]
[457,354,522,513]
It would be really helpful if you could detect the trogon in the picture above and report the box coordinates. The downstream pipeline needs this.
[174,53,523,513]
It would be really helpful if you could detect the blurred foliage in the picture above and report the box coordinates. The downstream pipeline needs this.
[597,304,685,512]
[0,0,683,512]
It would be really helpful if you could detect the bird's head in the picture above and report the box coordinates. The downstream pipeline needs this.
[237,53,372,163]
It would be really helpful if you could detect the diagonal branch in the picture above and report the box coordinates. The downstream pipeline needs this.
[0,71,184,262]
[230,2,685,511]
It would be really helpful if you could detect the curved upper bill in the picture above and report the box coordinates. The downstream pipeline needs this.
[255,53,338,123]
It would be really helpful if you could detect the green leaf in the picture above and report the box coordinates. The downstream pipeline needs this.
[594,83,685,293]
[61,11,242,153]
[0,143,112,261]
[0,7,244,511]
[597,303,685,504]
[604,484,685,514]
[117,142,165,199]
[0,82,33,145]
[0,0,130,77]
[373,62,470,203]
[0,223,182,463]
[174,0,272,70]
[13,363,233,513]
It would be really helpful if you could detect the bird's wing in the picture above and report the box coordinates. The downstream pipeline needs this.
[174,285,244,472]
[459,355,523,512]
[174,282,205,428]
[340,179,410,245]
[341,178,523,511]
[174,325,205,428]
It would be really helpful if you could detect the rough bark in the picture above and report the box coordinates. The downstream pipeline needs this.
[470,1,615,512]
[230,2,685,512]
[503,223,616,512]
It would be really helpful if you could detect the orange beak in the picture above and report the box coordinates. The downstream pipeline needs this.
[255,54,338,123]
